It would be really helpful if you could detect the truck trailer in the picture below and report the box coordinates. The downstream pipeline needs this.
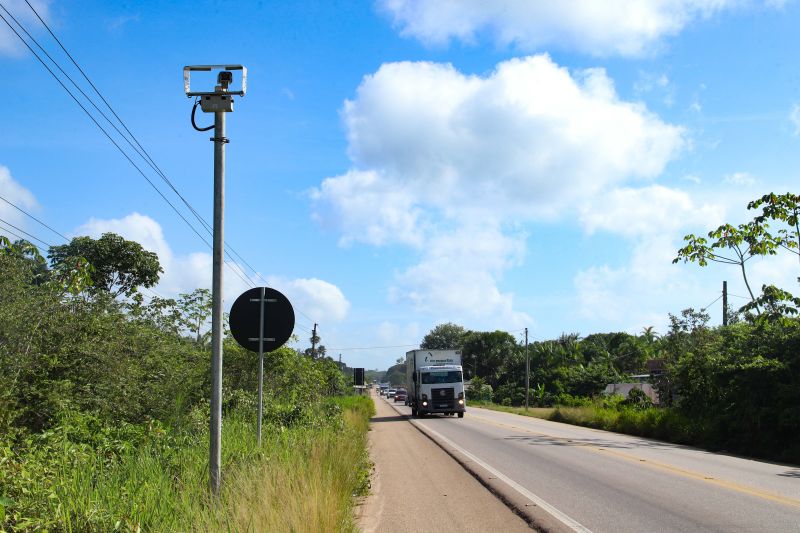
[405,349,466,418]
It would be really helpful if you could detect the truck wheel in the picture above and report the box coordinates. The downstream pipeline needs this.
[457,412,464,418]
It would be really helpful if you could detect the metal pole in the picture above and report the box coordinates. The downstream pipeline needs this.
[525,327,529,411]
[209,109,226,495]
[257,287,265,445]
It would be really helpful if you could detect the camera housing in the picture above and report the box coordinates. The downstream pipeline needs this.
[184,65,246,97]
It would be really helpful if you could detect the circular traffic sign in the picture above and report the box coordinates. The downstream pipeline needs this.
[229,287,295,352]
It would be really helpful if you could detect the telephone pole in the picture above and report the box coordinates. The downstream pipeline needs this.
[722,280,728,326]
[311,323,318,358]
[524,327,529,411]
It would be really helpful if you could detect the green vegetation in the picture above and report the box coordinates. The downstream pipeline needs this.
[0,234,372,531]
[415,191,800,464]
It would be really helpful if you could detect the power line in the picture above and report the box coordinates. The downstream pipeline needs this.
[0,216,53,248]
[700,294,722,312]
[0,221,48,253]
[3,2,323,322]
[328,344,418,351]
[0,194,69,241]
[18,0,269,298]
[729,293,752,300]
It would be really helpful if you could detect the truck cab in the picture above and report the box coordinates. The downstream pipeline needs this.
[412,364,466,418]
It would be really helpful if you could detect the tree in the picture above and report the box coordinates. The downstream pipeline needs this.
[48,233,162,297]
[178,288,212,343]
[748,192,800,267]
[674,221,779,308]
[420,322,466,349]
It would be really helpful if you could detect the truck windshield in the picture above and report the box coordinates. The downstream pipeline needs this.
[421,370,463,384]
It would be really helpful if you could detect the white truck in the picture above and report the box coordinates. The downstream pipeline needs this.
[406,349,466,418]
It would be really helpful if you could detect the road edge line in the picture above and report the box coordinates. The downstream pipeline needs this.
[384,399,591,533]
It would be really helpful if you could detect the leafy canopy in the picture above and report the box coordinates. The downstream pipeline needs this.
[48,232,162,297]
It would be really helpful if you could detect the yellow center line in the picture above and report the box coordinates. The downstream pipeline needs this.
[467,412,800,509]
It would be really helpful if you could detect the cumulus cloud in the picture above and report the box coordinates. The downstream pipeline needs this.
[790,103,800,135]
[310,170,424,247]
[574,235,712,332]
[75,213,350,322]
[579,185,725,238]
[0,0,51,57]
[723,171,758,187]
[266,276,350,323]
[0,165,40,241]
[335,55,684,222]
[378,0,769,56]
[390,223,530,328]
[312,55,685,325]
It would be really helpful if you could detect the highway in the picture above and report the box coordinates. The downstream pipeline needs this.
[382,395,800,532]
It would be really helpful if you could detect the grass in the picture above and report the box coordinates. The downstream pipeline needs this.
[471,401,697,447]
[1,396,375,532]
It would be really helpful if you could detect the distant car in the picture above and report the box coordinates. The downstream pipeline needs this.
[394,388,407,403]
[387,388,397,399]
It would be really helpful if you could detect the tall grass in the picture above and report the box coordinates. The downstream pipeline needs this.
[474,401,698,447]
[2,396,374,532]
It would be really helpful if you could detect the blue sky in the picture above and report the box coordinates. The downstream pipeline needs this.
[2,0,800,370]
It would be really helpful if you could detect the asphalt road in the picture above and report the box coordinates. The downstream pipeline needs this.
[390,402,800,532]
[357,391,532,532]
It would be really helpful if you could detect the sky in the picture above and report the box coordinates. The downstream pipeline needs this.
[2,0,800,371]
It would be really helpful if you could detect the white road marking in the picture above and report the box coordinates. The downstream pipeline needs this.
[413,419,594,533]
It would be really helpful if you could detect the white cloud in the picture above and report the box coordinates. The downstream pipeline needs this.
[378,0,769,57]
[75,213,350,321]
[310,169,424,247]
[0,0,51,57]
[579,185,725,238]
[329,55,684,223]
[266,276,350,323]
[389,223,530,327]
[790,103,800,136]
[0,166,39,239]
[723,171,758,186]
[313,54,686,328]
[574,235,718,332]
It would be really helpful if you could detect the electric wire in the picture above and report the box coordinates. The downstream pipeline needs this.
[21,0,262,291]
[0,221,48,254]
[0,216,53,248]
[700,294,723,312]
[4,2,257,290]
[6,2,322,323]
[328,344,418,351]
[729,293,752,300]
[0,12,256,290]
[0,194,69,241]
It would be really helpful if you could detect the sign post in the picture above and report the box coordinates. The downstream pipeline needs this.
[229,287,295,444]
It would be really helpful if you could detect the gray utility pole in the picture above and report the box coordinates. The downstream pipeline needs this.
[524,327,529,411]
[184,65,246,495]
[311,323,318,358]
[722,280,728,326]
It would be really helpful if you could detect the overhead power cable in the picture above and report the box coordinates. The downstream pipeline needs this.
[0,9,259,289]
[0,216,53,248]
[19,0,265,289]
[5,2,321,322]
[0,194,69,241]
[700,294,722,312]
[328,344,418,351]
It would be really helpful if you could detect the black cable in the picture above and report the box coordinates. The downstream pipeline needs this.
[12,1,255,288]
[0,194,69,241]
[191,100,214,131]
[0,217,52,248]
[700,294,722,312]
[9,2,333,312]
